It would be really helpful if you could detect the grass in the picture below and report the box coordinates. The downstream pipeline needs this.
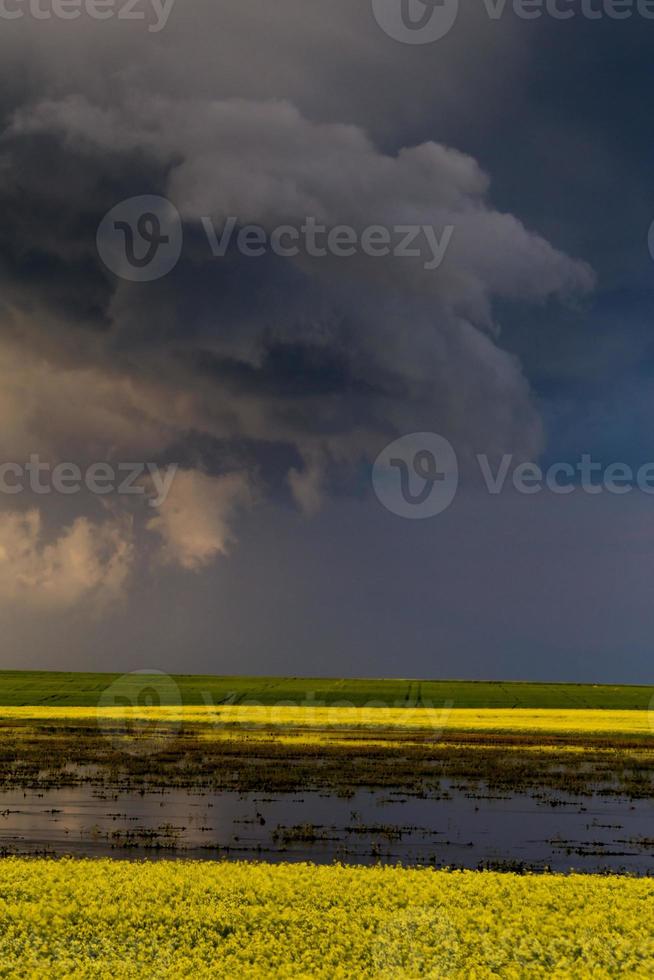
[0,858,652,977]
[0,670,653,709]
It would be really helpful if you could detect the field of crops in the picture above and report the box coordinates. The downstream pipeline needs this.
[2,671,653,975]
[0,669,653,709]
[0,858,651,978]
[4,703,653,739]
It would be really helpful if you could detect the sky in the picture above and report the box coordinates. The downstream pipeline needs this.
[1,1,654,682]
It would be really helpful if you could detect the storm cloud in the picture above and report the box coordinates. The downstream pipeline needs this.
[0,0,650,682]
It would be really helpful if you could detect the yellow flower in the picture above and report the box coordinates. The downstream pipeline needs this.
[0,858,652,978]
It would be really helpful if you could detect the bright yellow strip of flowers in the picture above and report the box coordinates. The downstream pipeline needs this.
[2,705,654,737]
[0,858,652,978]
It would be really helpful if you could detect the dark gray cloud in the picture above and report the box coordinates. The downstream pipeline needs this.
[0,1,651,679]
[0,93,591,480]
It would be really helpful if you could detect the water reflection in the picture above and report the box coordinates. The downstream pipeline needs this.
[0,782,652,873]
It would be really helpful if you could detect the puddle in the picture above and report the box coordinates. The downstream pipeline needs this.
[1,781,653,872]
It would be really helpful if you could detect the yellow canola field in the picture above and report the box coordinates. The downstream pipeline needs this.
[3,704,654,737]
[0,858,652,978]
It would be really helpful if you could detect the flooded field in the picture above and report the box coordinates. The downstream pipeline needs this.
[2,781,654,874]
[2,704,654,874]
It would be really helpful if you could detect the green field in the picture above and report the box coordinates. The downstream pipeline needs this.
[0,669,652,709]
